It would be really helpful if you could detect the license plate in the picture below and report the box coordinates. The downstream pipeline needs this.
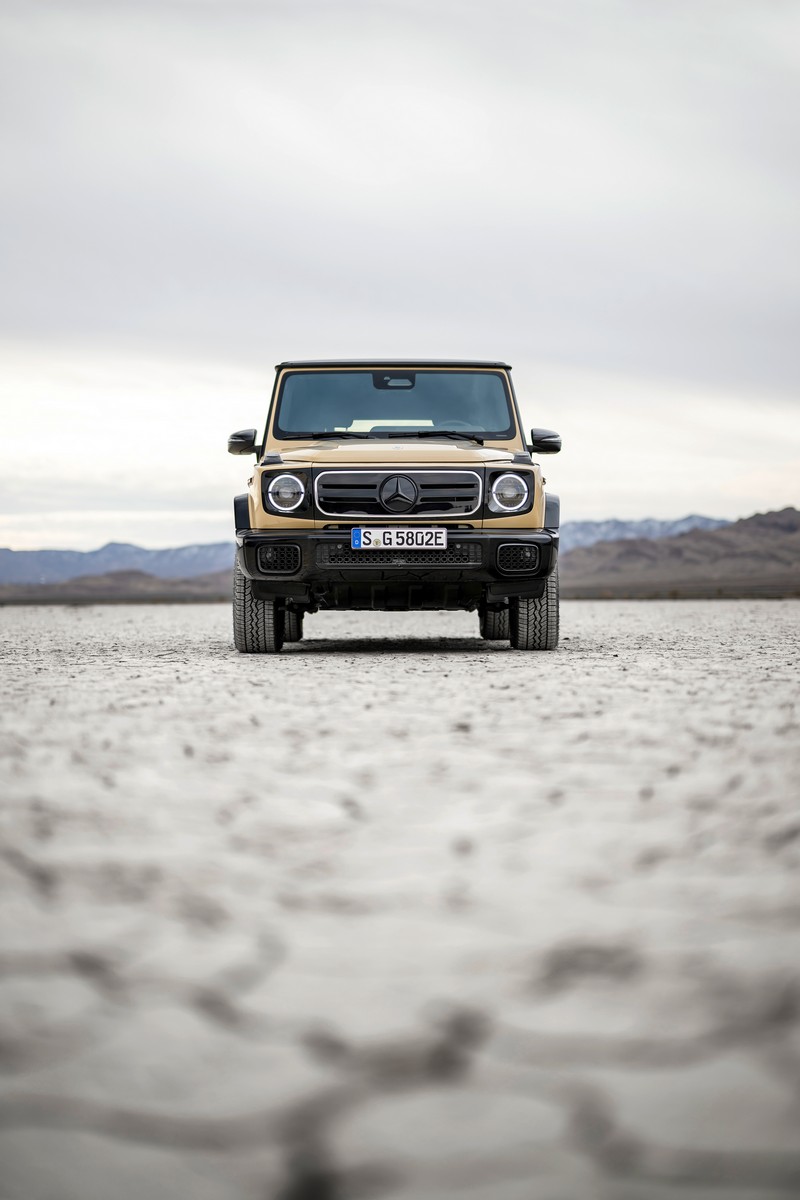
[351,527,448,550]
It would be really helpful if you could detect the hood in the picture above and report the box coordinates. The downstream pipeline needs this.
[268,439,520,466]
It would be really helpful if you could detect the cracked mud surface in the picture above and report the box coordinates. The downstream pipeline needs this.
[1,600,799,1199]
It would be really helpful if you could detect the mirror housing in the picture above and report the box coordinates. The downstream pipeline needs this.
[529,428,561,455]
[228,428,258,456]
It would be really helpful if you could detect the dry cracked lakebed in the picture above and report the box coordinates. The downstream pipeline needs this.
[1,600,799,1199]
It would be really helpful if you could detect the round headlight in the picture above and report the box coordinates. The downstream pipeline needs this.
[267,473,305,512]
[490,473,529,512]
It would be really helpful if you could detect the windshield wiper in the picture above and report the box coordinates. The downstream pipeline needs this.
[281,429,485,444]
[282,431,372,439]
[380,430,485,445]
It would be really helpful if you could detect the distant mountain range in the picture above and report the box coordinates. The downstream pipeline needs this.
[558,514,729,553]
[0,516,729,584]
[0,569,234,605]
[560,507,800,599]
[0,541,235,585]
[1,511,796,603]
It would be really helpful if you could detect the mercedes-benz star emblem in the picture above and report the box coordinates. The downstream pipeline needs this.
[379,474,418,513]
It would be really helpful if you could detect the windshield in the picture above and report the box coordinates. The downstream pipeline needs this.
[273,370,516,439]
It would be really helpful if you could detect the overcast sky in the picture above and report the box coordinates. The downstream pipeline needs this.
[1,0,798,549]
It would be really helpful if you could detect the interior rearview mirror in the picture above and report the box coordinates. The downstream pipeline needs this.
[529,428,561,454]
[228,428,258,456]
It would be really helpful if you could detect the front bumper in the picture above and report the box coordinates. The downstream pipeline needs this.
[235,528,558,604]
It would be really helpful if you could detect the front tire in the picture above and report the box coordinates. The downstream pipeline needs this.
[479,605,509,640]
[233,565,284,653]
[509,568,559,651]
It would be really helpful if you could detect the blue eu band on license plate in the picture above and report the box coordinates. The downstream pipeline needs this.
[350,528,448,550]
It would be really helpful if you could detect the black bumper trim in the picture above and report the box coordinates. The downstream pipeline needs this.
[236,528,558,592]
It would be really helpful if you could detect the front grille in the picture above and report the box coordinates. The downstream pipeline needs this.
[256,544,302,574]
[315,471,482,517]
[497,543,540,573]
[317,543,483,568]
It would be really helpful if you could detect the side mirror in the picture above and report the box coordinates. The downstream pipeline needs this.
[228,428,258,456]
[529,428,561,455]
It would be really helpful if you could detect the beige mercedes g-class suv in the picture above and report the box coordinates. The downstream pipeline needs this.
[228,359,561,652]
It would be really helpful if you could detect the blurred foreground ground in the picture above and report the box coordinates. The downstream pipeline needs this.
[1,601,799,1200]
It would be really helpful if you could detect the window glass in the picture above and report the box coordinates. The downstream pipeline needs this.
[274,371,515,437]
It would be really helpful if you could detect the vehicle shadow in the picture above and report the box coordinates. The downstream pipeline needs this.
[281,636,509,656]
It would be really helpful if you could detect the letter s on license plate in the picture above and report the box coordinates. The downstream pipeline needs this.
[351,528,448,549]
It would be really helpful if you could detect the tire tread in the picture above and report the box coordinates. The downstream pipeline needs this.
[232,565,284,653]
[479,606,510,640]
[509,568,559,651]
[284,610,304,642]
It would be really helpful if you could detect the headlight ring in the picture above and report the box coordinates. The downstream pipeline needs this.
[266,473,306,512]
[488,472,530,513]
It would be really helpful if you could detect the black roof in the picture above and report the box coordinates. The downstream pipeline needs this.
[275,358,512,370]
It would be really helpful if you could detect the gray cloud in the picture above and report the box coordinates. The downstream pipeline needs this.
[1,0,799,393]
[1,0,799,550]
